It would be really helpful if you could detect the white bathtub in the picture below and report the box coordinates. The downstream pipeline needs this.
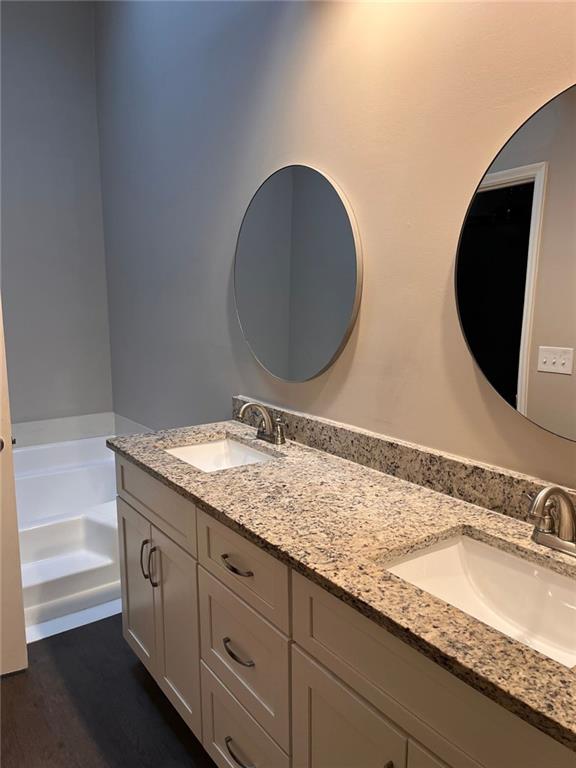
[13,435,121,640]
[14,436,116,529]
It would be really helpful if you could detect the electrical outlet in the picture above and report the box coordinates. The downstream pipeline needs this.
[537,346,574,375]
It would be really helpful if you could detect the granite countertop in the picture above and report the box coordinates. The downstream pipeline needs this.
[108,421,576,751]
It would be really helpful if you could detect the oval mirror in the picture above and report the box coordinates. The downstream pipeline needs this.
[456,85,575,441]
[234,165,362,382]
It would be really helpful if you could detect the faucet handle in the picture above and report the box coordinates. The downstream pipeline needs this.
[273,417,286,446]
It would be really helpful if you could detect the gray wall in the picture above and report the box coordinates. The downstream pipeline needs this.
[95,1,576,485]
[97,1,301,428]
[1,1,112,423]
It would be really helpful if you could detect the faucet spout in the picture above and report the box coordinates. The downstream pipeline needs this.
[531,486,576,542]
[238,401,284,444]
[529,485,576,558]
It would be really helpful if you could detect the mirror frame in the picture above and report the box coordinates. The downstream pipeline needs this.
[234,164,363,382]
[453,83,576,442]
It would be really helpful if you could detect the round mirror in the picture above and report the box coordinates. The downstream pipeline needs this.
[456,85,575,441]
[234,165,362,382]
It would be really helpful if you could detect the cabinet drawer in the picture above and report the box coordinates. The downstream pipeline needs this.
[199,567,290,750]
[116,457,197,556]
[292,646,407,768]
[201,662,290,768]
[292,572,574,768]
[197,511,289,632]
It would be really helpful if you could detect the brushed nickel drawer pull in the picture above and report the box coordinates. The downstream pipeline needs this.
[224,736,254,768]
[147,546,159,587]
[221,553,253,578]
[222,637,255,668]
[140,539,150,580]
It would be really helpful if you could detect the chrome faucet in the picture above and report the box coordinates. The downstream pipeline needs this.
[529,485,576,558]
[238,401,286,446]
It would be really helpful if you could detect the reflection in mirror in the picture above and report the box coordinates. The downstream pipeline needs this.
[456,85,575,441]
[234,166,362,382]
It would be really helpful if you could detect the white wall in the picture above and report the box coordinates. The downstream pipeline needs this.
[1,1,112,423]
[95,1,576,486]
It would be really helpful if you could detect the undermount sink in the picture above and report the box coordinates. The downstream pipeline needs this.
[387,535,576,667]
[165,438,275,473]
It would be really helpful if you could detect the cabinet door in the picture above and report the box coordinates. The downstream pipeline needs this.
[151,526,202,738]
[117,498,155,670]
[292,647,407,768]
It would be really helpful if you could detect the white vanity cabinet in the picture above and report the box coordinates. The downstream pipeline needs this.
[114,457,575,768]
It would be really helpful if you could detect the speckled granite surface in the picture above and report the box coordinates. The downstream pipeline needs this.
[232,395,576,522]
[108,421,576,752]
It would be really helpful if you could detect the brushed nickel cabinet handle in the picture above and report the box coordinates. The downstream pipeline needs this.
[139,539,150,580]
[147,546,159,587]
[224,736,254,768]
[222,637,255,668]
[221,553,253,578]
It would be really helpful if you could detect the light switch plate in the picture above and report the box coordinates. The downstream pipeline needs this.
[537,346,574,375]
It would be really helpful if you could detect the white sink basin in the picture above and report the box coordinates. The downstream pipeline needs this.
[387,535,576,667]
[165,438,275,473]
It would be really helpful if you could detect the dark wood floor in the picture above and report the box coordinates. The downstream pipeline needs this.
[1,615,217,768]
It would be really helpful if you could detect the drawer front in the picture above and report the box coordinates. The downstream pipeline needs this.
[292,646,407,768]
[116,458,197,556]
[197,511,289,632]
[201,662,290,768]
[292,572,574,768]
[199,567,290,750]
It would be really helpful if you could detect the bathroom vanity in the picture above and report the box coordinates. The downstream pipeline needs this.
[108,418,576,768]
